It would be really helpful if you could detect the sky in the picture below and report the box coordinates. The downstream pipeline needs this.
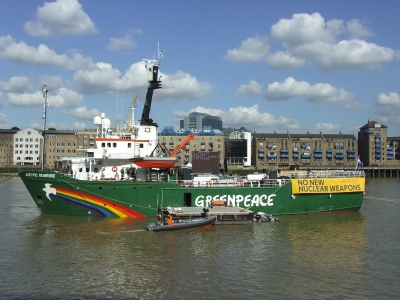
[1,0,400,137]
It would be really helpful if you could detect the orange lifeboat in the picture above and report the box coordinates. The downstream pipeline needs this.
[130,157,177,169]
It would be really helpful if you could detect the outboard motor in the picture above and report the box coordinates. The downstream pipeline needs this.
[202,207,209,218]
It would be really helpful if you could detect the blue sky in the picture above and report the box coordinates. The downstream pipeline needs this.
[1,0,400,136]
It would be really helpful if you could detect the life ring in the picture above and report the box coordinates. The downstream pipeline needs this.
[112,166,118,172]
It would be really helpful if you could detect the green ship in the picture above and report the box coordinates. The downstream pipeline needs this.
[19,169,365,218]
[19,46,365,218]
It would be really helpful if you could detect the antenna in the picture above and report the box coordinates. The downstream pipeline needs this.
[42,85,49,171]
[122,78,124,125]
[143,42,163,67]
[116,79,119,128]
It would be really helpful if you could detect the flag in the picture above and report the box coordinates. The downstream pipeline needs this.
[357,156,363,167]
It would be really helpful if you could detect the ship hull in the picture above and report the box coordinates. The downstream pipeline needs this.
[19,171,365,218]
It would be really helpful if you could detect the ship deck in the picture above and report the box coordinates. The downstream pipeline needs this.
[165,206,254,225]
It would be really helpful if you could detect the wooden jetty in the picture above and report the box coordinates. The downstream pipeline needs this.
[164,206,254,225]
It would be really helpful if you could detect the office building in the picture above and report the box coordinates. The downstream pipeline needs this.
[180,112,222,130]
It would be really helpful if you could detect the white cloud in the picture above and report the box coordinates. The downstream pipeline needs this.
[39,75,65,91]
[0,76,31,93]
[173,104,299,131]
[375,92,400,125]
[156,70,216,100]
[128,27,143,35]
[73,62,122,94]
[264,77,355,103]
[271,13,338,46]
[108,34,137,51]
[266,51,305,69]
[8,88,83,108]
[224,36,270,63]
[71,122,88,130]
[24,0,98,36]
[319,39,394,71]
[107,27,142,51]
[73,60,216,100]
[236,80,263,96]
[346,19,374,39]
[0,35,95,70]
[267,13,394,71]
[62,106,102,122]
[0,112,7,127]
[315,123,341,133]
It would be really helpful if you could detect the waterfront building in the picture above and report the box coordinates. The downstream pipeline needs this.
[252,131,358,169]
[387,137,400,161]
[224,130,252,170]
[43,129,81,168]
[3,118,399,171]
[180,112,222,130]
[222,127,252,139]
[158,126,225,169]
[0,128,19,165]
[13,128,43,166]
[358,120,399,167]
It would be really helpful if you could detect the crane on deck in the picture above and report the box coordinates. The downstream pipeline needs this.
[170,134,194,157]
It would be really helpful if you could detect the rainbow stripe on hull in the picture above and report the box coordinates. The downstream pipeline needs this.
[53,186,146,218]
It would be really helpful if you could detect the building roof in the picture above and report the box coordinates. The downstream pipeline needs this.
[253,132,356,140]
[0,129,19,134]
[387,136,400,141]
[359,120,387,129]
[45,129,77,134]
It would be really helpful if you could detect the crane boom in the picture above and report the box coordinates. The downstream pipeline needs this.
[170,134,194,157]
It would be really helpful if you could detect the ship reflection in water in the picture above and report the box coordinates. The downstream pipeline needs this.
[287,212,367,270]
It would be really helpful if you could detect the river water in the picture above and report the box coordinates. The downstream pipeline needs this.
[0,177,399,299]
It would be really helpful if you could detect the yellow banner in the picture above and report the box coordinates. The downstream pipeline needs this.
[291,178,365,194]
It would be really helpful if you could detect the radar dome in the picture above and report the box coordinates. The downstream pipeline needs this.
[93,116,102,125]
[102,118,111,129]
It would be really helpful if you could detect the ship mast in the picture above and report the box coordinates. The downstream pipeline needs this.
[140,43,163,126]
[42,85,48,171]
[126,95,137,133]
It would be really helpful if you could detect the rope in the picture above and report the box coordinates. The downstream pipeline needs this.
[0,174,18,188]
[364,196,400,203]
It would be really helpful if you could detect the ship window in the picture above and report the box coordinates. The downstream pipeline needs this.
[107,143,111,147]
[101,142,105,147]
[128,143,132,148]
[113,143,117,148]
[140,143,144,148]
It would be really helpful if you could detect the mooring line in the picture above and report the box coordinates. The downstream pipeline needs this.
[0,175,17,188]
[364,196,400,203]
